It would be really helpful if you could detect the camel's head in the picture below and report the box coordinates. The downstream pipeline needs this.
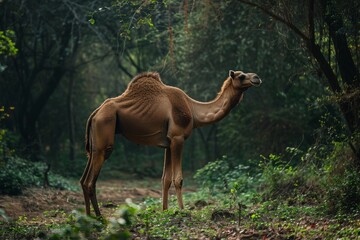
[229,70,262,90]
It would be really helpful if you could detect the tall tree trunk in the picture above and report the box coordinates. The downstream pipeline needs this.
[326,11,360,133]
[67,75,76,163]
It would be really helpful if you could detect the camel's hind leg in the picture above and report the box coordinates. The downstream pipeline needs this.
[80,159,91,215]
[81,115,115,216]
[161,148,172,210]
[85,150,109,216]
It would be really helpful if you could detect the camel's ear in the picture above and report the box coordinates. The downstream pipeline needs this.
[229,70,235,79]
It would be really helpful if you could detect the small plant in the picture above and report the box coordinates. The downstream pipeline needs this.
[103,199,139,239]
[48,200,139,240]
[194,155,258,209]
[194,156,230,193]
[48,209,104,240]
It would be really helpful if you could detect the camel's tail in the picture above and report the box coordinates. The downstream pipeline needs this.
[85,108,99,156]
[85,116,92,156]
[85,100,111,156]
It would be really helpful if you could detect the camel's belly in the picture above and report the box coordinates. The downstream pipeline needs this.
[115,99,171,147]
[117,113,170,147]
[122,130,169,148]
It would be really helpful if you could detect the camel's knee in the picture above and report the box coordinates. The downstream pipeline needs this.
[80,179,87,190]
[162,176,172,188]
[104,145,113,160]
[174,178,183,189]
[81,182,95,196]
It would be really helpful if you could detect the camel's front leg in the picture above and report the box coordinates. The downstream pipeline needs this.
[170,136,184,209]
[161,148,172,210]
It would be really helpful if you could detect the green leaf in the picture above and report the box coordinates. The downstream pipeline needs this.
[89,18,95,25]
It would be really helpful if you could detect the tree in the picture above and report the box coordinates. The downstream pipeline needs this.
[0,0,106,159]
[237,0,360,161]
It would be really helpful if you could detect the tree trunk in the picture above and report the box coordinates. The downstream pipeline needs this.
[67,75,76,163]
[326,12,360,133]
[15,23,74,160]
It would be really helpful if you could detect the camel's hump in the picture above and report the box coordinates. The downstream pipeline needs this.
[128,72,164,87]
[122,72,166,103]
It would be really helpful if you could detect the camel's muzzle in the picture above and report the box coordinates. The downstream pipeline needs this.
[251,76,262,87]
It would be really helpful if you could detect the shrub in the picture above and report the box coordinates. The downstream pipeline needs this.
[193,155,258,206]
[322,141,360,214]
[0,157,77,195]
[258,148,324,204]
[193,156,230,192]
[49,201,138,240]
[0,166,23,195]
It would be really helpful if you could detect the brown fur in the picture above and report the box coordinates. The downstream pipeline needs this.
[166,88,192,128]
[80,70,261,216]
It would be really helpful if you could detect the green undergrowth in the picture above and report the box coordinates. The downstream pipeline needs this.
[130,191,360,239]
[0,157,78,195]
[1,141,360,239]
[1,190,359,239]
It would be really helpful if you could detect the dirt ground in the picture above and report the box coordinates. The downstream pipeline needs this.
[0,178,186,222]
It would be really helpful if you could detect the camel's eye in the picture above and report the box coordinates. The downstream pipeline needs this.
[239,75,246,81]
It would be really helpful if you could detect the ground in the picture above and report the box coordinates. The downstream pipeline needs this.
[1,177,360,239]
[0,177,179,221]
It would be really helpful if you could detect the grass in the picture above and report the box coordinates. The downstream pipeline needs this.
[1,179,360,239]
[130,190,360,239]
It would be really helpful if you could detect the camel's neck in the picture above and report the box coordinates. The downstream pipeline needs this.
[189,78,244,128]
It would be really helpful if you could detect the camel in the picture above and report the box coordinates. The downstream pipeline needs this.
[80,70,262,216]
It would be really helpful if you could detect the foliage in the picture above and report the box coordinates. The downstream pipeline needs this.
[194,155,257,195]
[193,155,260,209]
[1,0,351,175]
[0,175,359,239]
[131,188,360,239]
[89,0,162,40]
[193,156,230,192]
[237,0,360,137]
[102,199,139,239]
[0,157,77,195]
[258,149,322,203]
[49,201,138,240]
[322,140,360,214]
[0,106,17,162]
[48,210,104,240]
[0,30,18,56]
[0,29,18,72]
[257,135,360,214]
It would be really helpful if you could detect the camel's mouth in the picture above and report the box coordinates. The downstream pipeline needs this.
[250,77,262,87]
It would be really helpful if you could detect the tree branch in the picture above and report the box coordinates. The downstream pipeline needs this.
[125,50,142,73]
[238,0,309,41]
[308,0,315,43]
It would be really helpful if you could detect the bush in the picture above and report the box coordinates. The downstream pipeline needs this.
[0,166,23,195]
[322,141,360,214]
[258,137,360,214]
[0,157,77,195]
[49,201,138,240]
[258,150,322,204]
[193,156,230,192]
[193,155,258,204]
